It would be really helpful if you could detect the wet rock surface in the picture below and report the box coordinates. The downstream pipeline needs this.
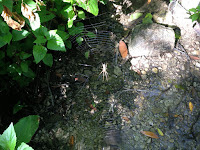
[31,0,200,149]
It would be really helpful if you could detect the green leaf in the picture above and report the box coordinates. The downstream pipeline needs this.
[76,36,83,45]
[86,31,96,38]
[17,142,33,150]
[23,0,36,10]
[78,10,86,19]
[76,0,87,10]
[190,13,199,22]
[19,52,32,60]
[56,30,69,41]
[87,0,99,16]
[130,12,143,21]
[0,123,16,150]
[33,36,47,44]
[142,13,153,24]
[65,40,72,49]
[13,101,25,114]
[20,61,29,72]
[12,30,30,41]
[67,19,74,28]
[85,51,89,59]
[47,30,66,51]
[0,32,12,48]
[42,53,53,67]
[189,8,197,13]
[23,68,35,78]
[38,7,55,23]
[14,115,39,147]
[157,128,164,136]
[33,45,47,64]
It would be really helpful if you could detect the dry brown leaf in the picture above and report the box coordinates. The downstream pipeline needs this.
[141,131,159,139]
[12,12,25,28]
[189,101,193,112]
[122,116,130,122]
[69,135,75,146]
[1,6,24,31]
[119,40,128,59]
[189,55,200,60]
[21,2,36,22]
[147,0,151,4]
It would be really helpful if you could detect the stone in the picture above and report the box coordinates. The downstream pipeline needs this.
[128,23,175,57]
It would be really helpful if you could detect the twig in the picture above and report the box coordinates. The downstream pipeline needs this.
[46,71,54,106]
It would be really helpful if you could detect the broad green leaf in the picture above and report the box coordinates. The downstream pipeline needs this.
[65,40,72,49]
[2,0,13,11]
[23,0,36,10]
[190,13,199,22]
[0,32,12,48]
[86,31,96,38]
[19,52,32,60]
[29,13,40,31]
[23,68,35,78]
[76,0,87,10]
[85,51,89,59]
[56,30,69,41]
[12,30,30,41]
[196,6,200,11]
[14,115,39,147]
[47,30,66,51]
[0,123,16,150]
[38,7,55,23]
[33,45,47,64]
[189,8,197,13]
[33,36,47,44]
[68,23,84,35]
[67,19,74,28]
[0,19,10,33]
[20,61,29,72]
[17,142,33,150]
[76,36,83,45]
[130,12,143,21]
[87,0,99,16]
[42,53,53,67]
[78,10,86,19]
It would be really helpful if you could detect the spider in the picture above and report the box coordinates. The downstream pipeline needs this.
[99,63,108,81]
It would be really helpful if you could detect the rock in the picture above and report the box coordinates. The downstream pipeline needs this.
[128,23,175,57]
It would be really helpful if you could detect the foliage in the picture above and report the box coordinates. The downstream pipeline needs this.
[0,115,39,150]
[0,0,103,87]
[142,13,153,24]
[189,5,200,22]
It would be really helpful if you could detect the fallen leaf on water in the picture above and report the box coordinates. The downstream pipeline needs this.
[122,116,130,122]
[157,128,164,136]
[141,131,159,139]
[189,101,193,112]
[119,40,128,59]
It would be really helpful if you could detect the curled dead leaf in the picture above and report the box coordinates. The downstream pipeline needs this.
[21,2,36,22]
[189,101,193,112]
[119,40,128,59]
[122,116,130,122]
[141,131,159,139]
[1,6,25,31]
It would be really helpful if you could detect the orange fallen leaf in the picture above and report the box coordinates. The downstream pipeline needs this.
[119,40,128,59]
[189,102,193,112]
[141,131,159,139]
[122,116,130,122]
[147,0,151,4]
[69,135,75,146]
